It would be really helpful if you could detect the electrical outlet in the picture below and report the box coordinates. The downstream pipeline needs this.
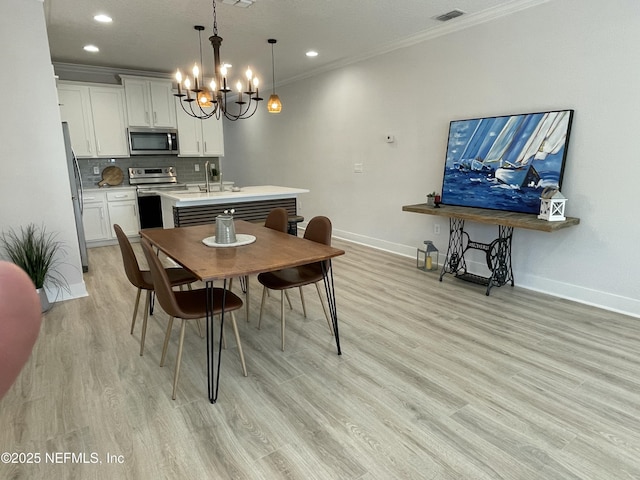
[434,224,441,235]
[93,166,99,175]
[354,163,364,173]
[194,164,200,172]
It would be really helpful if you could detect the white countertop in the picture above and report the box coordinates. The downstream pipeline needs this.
[85,185,135,191]
[158,185,309,206]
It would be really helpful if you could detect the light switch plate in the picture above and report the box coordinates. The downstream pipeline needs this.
[354,163,364,173]
[93,166,99,175]
[194,164,200,172]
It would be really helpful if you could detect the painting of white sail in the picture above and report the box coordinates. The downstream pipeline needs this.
[440,109,574,214]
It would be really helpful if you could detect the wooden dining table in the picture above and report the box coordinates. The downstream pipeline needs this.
[140,220,345,403]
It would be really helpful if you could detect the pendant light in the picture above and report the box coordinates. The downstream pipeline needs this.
[267,38,282,114]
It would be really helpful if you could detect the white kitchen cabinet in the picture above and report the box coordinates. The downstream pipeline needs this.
[121,76,177,128]
[106,190,139,237]
[58,82,129,158]
[175,98,224,157]
[83,188,139,246]
[82,191,110,242]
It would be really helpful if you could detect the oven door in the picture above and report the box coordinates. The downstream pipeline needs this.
[137,191,164,229]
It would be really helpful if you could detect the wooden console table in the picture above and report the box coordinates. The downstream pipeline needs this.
[402,203,580,295]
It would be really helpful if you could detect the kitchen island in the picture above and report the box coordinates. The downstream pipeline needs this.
[159,185,309,228]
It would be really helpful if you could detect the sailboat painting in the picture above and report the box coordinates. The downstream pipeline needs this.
[440,109,574,214]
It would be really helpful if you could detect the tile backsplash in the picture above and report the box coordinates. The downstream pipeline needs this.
[79,156,220,188]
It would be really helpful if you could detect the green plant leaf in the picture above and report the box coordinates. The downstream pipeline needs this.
[0,223,68,291]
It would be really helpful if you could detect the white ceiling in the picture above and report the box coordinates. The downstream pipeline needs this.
[45,0,547,86]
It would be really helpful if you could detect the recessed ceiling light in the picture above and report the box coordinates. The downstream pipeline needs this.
[306,50,318,57]
[84,45,99,53]
[93,14,112,23]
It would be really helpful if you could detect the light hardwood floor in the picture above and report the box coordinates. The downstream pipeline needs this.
[1,239,640,479]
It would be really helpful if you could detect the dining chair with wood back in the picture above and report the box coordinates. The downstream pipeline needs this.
[257,215,334,351]
[141,238,247,400]
[113,224,197,356]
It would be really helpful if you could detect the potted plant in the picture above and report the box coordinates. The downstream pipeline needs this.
[426,191,437,207]
[0,223,68,312]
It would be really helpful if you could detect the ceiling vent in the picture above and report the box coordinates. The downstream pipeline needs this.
[434,9,465,22]
[222,0,255,7]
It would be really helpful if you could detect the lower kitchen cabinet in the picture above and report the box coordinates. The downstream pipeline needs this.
[83,189,139,246]
[83,192,110,242]
[106,190,138,237]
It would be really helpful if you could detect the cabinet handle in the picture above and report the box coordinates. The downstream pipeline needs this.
[197,141,200,152]
[114,194,126,198]
[97,141,101,154]
[145,112,149,124]
[85,196,95,200]
[87,140,92,153]
[204,141,208,153]
[153,112,158,124]
[100,207,104,219]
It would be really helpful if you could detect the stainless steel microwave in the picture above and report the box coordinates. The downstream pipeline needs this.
[127,128,178,155]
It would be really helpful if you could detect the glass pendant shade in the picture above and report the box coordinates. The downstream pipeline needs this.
[267,94,282,113]
[198,91,213,107]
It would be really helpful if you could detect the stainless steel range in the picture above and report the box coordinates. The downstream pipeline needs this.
[129,166,187,229]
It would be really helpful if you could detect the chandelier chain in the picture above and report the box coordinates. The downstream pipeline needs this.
[212,0,218,36]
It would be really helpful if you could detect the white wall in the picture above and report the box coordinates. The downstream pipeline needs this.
[0,0,86,301]
[223,0,640,317]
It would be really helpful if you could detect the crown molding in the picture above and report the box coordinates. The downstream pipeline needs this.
[280,0,551,88]
[53,62,173,84]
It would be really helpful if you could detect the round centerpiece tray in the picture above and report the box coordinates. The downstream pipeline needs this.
[202,234,256,248]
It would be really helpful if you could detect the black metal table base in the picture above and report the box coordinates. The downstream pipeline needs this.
[206,279,227,403]
[205,263,342,403]
[322,260,342,355]
[439,218,514,295]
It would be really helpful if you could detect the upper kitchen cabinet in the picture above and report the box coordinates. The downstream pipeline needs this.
[121,76,177,128]
[58,82,129,158]
[175,98,224,157]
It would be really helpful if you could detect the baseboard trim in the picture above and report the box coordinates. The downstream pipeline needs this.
[325,226,639,319]
[45,280,88,304]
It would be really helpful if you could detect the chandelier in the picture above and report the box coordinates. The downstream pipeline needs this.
[174,0,263,121]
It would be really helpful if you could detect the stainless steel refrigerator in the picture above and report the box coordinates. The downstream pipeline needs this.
[63,122,89,272]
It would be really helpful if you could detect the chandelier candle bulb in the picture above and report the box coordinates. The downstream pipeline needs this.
[193,64,199,90]
[175,70,183,95]
[184,78,191,100]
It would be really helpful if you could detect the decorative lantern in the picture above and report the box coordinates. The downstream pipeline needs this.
[538,187,567,222]
[416,240,439,271]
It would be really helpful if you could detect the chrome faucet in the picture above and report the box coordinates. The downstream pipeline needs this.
[219,171,223,192]
[204,160,210,193]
